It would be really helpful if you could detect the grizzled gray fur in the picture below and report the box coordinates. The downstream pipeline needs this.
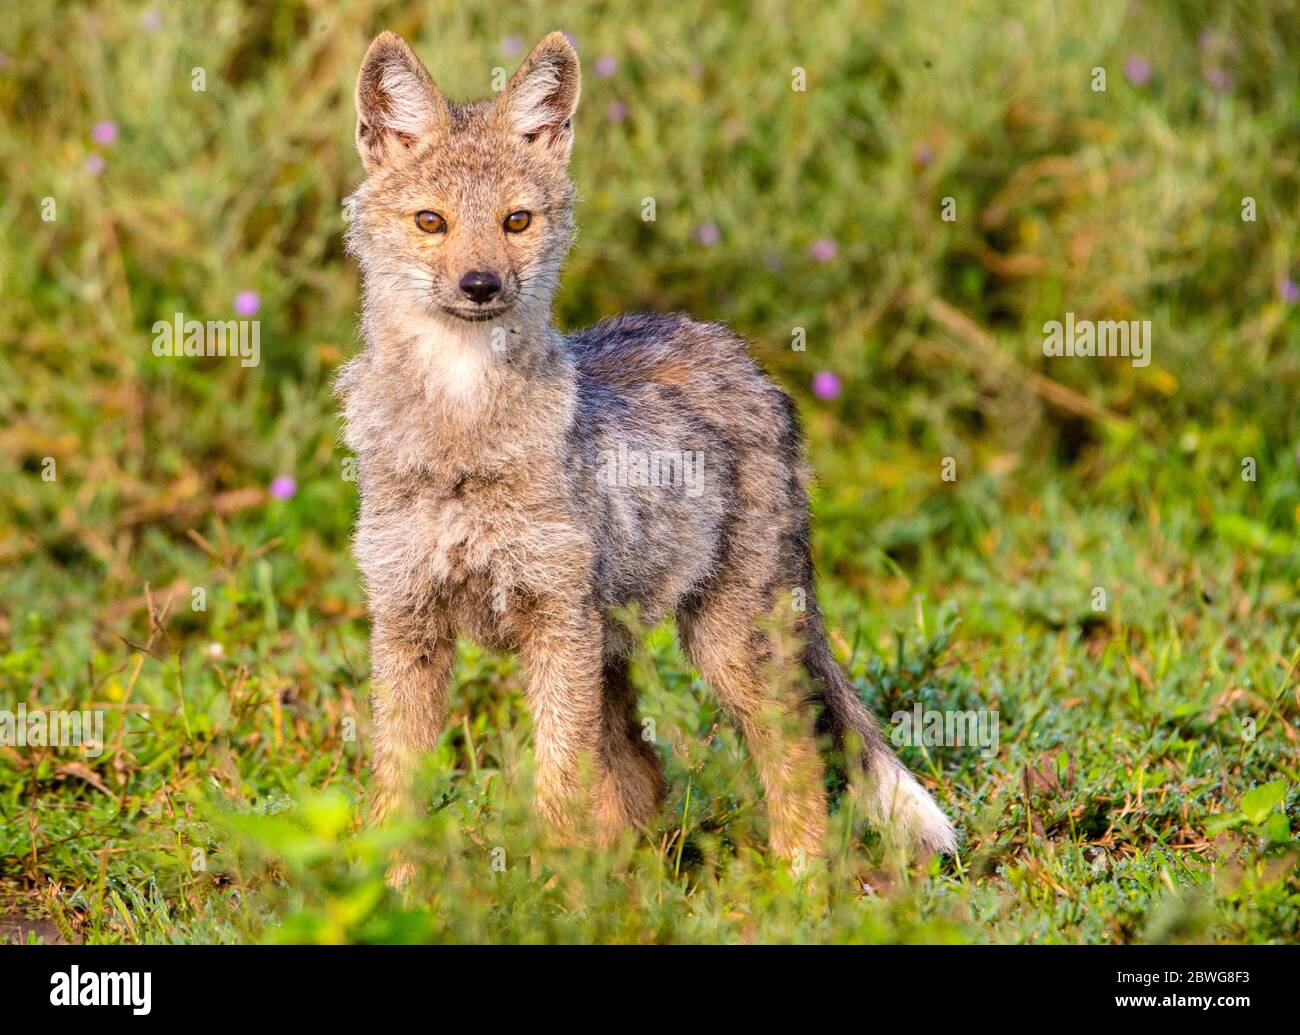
[337,31,956,879]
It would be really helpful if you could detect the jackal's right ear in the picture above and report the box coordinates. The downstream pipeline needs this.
[355,32,448,174]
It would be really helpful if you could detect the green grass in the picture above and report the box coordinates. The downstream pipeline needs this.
[1,0,1297,943]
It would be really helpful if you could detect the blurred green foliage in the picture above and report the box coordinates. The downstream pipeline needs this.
[0,0,1296,943]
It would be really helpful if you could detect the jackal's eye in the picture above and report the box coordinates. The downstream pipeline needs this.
[503,211,531,233]
[414,211,446,234]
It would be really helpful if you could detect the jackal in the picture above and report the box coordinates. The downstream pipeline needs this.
[337,31,956,871]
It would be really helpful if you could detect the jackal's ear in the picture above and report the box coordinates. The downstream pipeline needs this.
[500,32,581,163]
[355,32,448,174]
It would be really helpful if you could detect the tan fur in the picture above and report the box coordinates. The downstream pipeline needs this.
[338,32,956,875]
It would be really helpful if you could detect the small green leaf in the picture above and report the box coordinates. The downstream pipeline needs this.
[1259,810,1291,846]
[1241,779,1287,825]
[1204,812,1243,836]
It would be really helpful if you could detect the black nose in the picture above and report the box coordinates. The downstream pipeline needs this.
[459,270,502,304]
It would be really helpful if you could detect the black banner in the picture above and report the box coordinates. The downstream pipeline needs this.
[2,944,1291,1022]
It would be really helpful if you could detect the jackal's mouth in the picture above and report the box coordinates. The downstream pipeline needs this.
[437,303,514,322]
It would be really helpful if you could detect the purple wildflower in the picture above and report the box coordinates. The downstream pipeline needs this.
[1124,55,1152,86]
[809,237,837,262]
[694,222,720,246]
[811,371,841,400]
[1204,67,1233,92]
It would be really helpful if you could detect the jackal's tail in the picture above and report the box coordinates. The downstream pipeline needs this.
[803,616,957,854]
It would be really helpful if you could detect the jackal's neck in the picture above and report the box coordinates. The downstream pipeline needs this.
[366,298,564,385]
[343,302,575,472]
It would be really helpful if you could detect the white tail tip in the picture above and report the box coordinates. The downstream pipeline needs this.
[872,764,957,854]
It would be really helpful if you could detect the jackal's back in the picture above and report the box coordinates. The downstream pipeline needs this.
[563,312,810,624]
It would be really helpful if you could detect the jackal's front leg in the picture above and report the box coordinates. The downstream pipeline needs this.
[369,624,454,829]
[518,603,616,842]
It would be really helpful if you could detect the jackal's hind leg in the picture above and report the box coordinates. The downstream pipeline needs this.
[678,588,827,861]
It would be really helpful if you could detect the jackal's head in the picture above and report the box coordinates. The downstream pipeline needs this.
[346,32,579,329]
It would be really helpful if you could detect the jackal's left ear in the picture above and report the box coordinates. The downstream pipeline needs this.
[500,32,581,163]
[355,32,448,174]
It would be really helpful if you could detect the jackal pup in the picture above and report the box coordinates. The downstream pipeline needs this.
[338,31,956,863]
